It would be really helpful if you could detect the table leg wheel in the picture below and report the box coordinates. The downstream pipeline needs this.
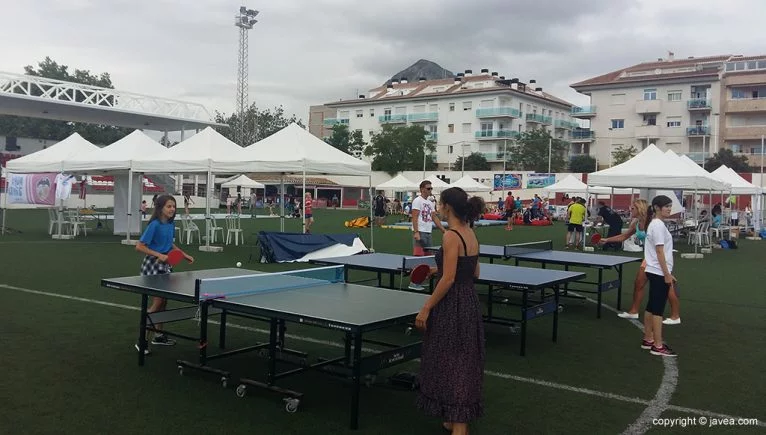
[558,305,565,313]
[236,384,247,398]
[177,365,184,376]
[284,398,300,413]
[405,327,413,336]
[221,377,228,388]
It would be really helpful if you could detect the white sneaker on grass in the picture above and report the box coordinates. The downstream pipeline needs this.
[662,318,681,325]
[134,344,151,355]
[618,312,639,319]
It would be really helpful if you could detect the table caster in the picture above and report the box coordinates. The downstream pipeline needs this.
[558,305,565,313]
[284,397,300,413]
[177,365,184,376]
[236,384,247,398]
[404,327,413,336]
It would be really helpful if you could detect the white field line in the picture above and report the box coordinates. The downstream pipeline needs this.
[2,283,763,428]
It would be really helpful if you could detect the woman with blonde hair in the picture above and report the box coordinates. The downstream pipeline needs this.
[601,199,680,323]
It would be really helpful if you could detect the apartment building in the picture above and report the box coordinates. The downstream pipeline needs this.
[571,54,766,169]
[720,56,766,167]
[308,105,336,140]
[311,69,577,170]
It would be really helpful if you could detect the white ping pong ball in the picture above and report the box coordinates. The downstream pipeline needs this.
[236,262,242,268]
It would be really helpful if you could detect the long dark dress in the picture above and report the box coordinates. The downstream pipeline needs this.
[416,230,485,423]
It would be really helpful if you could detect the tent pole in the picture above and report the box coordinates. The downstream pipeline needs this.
[0,171,7,236]
[206,170,211,248]
[368,174,374,252]
[125,170,133,243]
[280,175,285,232]
[302,164,307,234]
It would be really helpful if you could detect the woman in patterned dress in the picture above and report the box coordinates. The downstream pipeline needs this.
[415,187,485,435]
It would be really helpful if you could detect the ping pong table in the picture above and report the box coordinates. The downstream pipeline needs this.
[310,253,585,356]
[102,266,428,430]
[427,241,642,318]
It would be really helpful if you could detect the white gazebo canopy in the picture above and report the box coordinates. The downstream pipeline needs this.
[221,174,265,189]
[543,174,632,195]
[6,132,98,173]
[711,165,762,195]
[132,127,245,173]
[63,130,167,172]
[377,174,419,191]
[424,176,451,192]
[449,175,491,192]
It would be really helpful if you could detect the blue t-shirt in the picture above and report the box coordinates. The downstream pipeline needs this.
[139,219,175,255]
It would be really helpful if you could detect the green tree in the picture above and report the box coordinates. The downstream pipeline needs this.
[704,148,751,172]
[569,154,597,173]
[0,57,132,144]
[214,104,304,146]
[508,128,568,172]
[324,124,366,156]
[611,145,638,165]
[454,152,491,171]
[364,125,436,175]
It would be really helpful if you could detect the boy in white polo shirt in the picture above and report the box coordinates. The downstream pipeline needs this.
[411,180,446,289]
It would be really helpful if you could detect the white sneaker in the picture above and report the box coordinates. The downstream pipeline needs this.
[662,318,681,325]
[134,344,151,355]
[408,283,425,291]
[618,312,639,319]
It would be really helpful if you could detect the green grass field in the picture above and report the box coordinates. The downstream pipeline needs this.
[1,208,764,434]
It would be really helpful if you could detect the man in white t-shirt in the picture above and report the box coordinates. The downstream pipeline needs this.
[411,180,445,257]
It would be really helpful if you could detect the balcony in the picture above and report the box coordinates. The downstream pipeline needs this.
[726,97,766,113]
[687,99,712,111]
[323,118,349,126]
[571,106,596,118]
[635,99,662,114]
[554,119,577,130]
[476,107,520,118]
[526,113,552,124]
[408,112,438,122]
[686,126,710,136]
[635,124,660,138]
[571,129,595,142]
[425,132,438,141]
[682,152,706,164]
[475,130,520,140]
[723,126,766,140]
[378,114,407,124]
[480,152,509,162]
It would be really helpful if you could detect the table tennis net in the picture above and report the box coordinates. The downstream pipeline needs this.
[197,266,345,300]
[402,256,437,269]
[503,241,553,257]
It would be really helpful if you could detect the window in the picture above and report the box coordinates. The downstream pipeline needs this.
[643,114,657,126]
[666,116,681,127]
[748,61,757,69]
[369,109,375,117]
[340,110,350,119]
[414,104,426,113]
[643,89,657,100]
[429,104,438,113]
[732,88,747,99]
[384,108,392,117]
[355,109,363,118]
[667,91,682,101]
[462,101,472,111]
[448,124,454,133]
[480,122,493,132]
[449,103,455,111]
[480,99,494,108]
[462,123,471,133]
[448,145,454,154]
[611,119,625,129]
[611,93,626,105]
[5,136,19,151]
[428,124,437,134]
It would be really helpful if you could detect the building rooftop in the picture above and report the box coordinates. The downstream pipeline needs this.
[326,71,574,108]
[571,54,739,89]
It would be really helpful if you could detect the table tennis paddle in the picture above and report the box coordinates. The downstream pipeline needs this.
[412,245,425,256]
[409,264,431,285]
[166,249,185,267]
[590,233,602,245]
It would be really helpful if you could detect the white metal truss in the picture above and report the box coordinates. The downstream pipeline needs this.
[0,71,214,122]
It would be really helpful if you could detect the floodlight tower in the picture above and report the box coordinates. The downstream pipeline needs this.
[234,6,258,146]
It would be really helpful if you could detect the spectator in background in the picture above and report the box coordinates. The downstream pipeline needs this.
[597,201,624,250]
[504,192,514,231]
[566,197,587,249]
[373,192,387,226]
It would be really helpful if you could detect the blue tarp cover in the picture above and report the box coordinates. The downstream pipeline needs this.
[257,231,358,263]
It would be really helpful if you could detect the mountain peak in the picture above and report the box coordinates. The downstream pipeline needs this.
[387,59,454,84]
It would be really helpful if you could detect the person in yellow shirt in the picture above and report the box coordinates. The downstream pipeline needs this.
[566,198,587,249]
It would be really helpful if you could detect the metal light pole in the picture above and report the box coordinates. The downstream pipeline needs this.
[234,6,258,146]
[502,139,507,197]
[761,135,764,187]
[547,138,552,174]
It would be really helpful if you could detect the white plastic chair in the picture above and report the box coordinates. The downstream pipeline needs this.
[225,214,244,246]
[182,215,201,244]
[688,222,709,246]
[208,216,224,244]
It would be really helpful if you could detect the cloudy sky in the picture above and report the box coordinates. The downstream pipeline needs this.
[1,0,764,126]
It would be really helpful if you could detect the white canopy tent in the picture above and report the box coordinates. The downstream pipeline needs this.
[449,175,491,192]
[425,176,451,192]
[64,130,169,242]
[377,174,420,191]
[218,123,374,244]
[711,165,763,232]
[221,174,265,189]
[3,132,99,238]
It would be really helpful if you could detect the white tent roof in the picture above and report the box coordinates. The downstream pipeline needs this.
[665,150,730,191]
[449,175,491,192]
[543,174,633,195]
[132,127,245,173]
[6,132,98,173]
[377,174,419,191]
[424,175,451,191]
[63,130,167,172]
[588,144,728,190]
[711,165,763,194]
[221,174,265,189]
[219,123,370,176]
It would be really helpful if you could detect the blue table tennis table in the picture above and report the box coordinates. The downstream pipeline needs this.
[102,266,428,430]
[310,253,585,356]
[426,241,642,318]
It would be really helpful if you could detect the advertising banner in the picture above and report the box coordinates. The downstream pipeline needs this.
[526,173,556,189]
[6,173,57,205]
[493,173,522,191]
